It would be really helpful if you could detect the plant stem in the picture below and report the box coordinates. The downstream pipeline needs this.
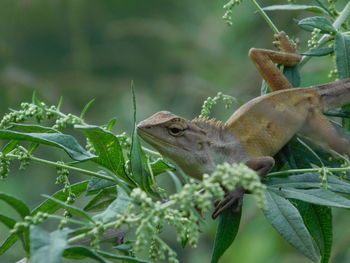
[47,214,89,226]
[250,0,279,34]
[300,1,350,66]
[8,153,117,182]
[269,166,350,177]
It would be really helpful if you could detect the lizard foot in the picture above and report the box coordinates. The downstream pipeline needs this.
[273,31,298,54]
[212,186,245,219]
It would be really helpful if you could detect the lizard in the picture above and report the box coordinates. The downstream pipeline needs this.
[136,31,350,218]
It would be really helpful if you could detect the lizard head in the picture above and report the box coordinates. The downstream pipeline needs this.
[137,111,216,178]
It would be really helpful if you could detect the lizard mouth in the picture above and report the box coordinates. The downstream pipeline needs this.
[136,127,178,149]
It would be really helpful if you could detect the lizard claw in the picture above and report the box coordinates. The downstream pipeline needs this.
[212,186,245,219]
[273,31,297,54]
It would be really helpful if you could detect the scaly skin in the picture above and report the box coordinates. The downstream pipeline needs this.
[137,31,350,217]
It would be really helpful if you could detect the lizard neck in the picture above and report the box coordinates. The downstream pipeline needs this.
[192,119,250,166]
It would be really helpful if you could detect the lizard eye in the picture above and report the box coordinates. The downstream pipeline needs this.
[168,126,185,137]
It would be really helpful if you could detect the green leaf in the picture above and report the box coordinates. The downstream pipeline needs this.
[130,86,155,194]
[84,187,117,212]
[297,16,336,34]
[32,181,88,215]
[283,66,300,87]
[150,158,175,176]
[263,5,327,14]
[105,118,117,131]
[0,214,17,229]
[270,187,350,208]
[2,140,19,154]
[264,190,320,262]
[260,79,269,95]
[301,47,334,56]
[87,176,117,194]
[10,123,60,133]
[280,136,340,169]
[64,246,110,263]
[0,130,95,161]
[296,202,332,263]
[30,226,69,263]
[325,109,350,118]
[335,32,350,130]
[266,173,350,194]
[80,99,95,119]
[75,125,133,183]
[335,33,350,79]
[211,209,241,263]
[42,195,94,222]
[93,186,130,223]
[0,192,30,218]
[98,250,151,263]
[0,233,18,255]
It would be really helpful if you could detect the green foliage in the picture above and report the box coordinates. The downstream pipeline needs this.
[211,209,241,263]
[0,1,350,263]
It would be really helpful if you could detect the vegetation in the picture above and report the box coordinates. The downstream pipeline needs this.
[1,0,350,262]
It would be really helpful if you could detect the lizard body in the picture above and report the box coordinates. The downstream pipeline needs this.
[137,80,350,179]
[136,32,350,216]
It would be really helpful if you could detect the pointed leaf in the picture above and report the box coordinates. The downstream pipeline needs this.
[335,33,350,79]
[264,190,320,262]
[32,181,88,215]
[298,16,336,34]
[80,99,95,119]
[130,86,155,194]
[0,192,30,218]
[283,66,300,87]
[2,140,19,154]
[270,187,350,208]
[84,187,117,212]
[0,130,95,161]
[98,250,151,263]
[42,195,93,222]
[0,214,17,229]
[105,119,117,131]
[64,246,110,263]
[296,202,332,263]
[266,173,350,194]
[0,233,18,255]
[30,226,69,263]
[10,123,60,133]
[150,159,175,176]
[263,5,327,14]
[93,186,130,223]
[87,176,117,194]
[75,125,132,183]
[211,209,241,263]
[301,47,334,56]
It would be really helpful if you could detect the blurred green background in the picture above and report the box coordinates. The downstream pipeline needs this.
[1,0,350,262]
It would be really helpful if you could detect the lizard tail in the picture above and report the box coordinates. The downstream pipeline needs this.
[317,78,350,111]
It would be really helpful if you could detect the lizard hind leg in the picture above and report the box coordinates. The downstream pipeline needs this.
[300,111,350,158]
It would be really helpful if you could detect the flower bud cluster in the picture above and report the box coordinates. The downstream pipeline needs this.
[0,152,10,179]
[13,146,31,171]
[307,28,321,48]
[11,212,48,234]
[211,162,266,208]
[222,0,244,26]
[116,132,132,150]
[200,92,237,118]
[85,138,96,154]
[52,113,83,130]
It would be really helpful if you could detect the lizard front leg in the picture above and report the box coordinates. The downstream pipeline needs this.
[249,31,301,91]
[212,156,274,219]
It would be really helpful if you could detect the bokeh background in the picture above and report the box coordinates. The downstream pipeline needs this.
[1,0,350,262]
